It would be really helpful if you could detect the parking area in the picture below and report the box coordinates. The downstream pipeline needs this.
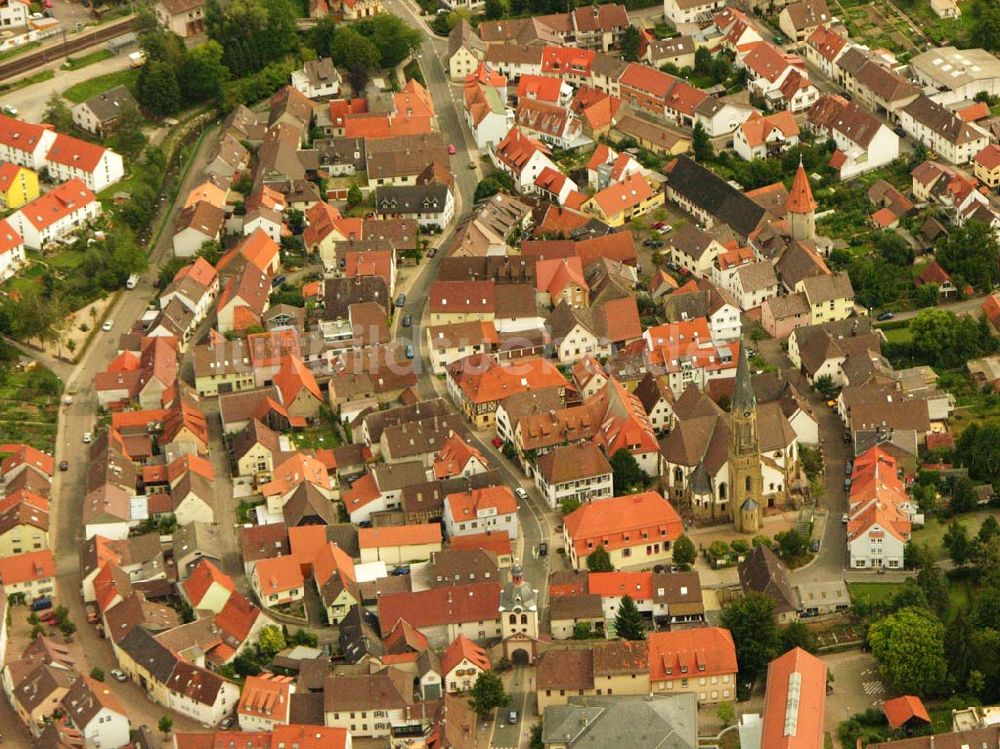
[822,650,885,735]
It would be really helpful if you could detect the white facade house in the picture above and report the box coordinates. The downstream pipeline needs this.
[62,678,131,749]
[7,179,100,250]
[374,184,456,231]
[898,95,990,165]
[0,219,26,283]
[0,115,55,170]
[663,0,725,25]
[806,95,899,179]
[166,667,240,727]
[491,127,560,194]
[0,0,29,29]
[533,443,613,509]
[466,86,513,151]
[443,487,519,540]
[44,134,124,193]
[291,58,341,100]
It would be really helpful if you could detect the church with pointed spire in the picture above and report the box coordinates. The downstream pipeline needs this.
[658,340,805,531]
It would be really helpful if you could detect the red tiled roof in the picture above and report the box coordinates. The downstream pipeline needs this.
[17,179,95,230]
[882,695,930,729]
[183,559,234,606]
[0,548,54,584]
[761,648,827,749]
[359,523,442,549]
[647,627,737,681]
[253,555,304,596]
[1,443,54,477]
[440,634,491,676]
[45,133,108,172]
[787,161,817,214]
[0,218,23,256]
[975,144,1000,171]
[377,582,501,629]
[588,571,652,600]
[564,491,682,557]
[448,354,569,405]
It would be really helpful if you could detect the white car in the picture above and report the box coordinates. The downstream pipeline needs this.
[110,669,128,682]
[841,513,848,524]
[82,432,92,444]
[514,487,528,501]
[1,105,17,117]
[101,320,113,332]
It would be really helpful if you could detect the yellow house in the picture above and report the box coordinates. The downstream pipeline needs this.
[648,628,737,704]
[0,164,40,210]
[797,272,855,325]
[233,419,280,480]
[973,144,1000,188]
[0,492,49,556]
[583,173,664,228]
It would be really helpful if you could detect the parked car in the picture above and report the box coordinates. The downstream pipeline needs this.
[220,717,234,730]
[82,432,92,444]
[395,293,406,308]
[391,565,410,576]
[59,460,68,471]
[514,487,528,501]
[845,461,853,476]
[841,513,849,523]
[405,344,414,359]
[448,144,457,155]
[110,669,128,682]
[271,274,287,287]
[658,226,673,234]
[651,221,666,230]
[1,105,17,117]
[538,542,548,557]
[491,437,503,448]
[31,597,52,611]
[809,539,820,553]
[101,320,113,332]
[402,314,412,327]
[426,247,436,258]
[507,710,519,724]
[893,126,905,137]
[877,311,894,321]
[843,478,851,491]
[643,239,663,249]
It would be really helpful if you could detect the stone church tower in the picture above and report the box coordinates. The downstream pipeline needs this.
[729,342,763,533]
[788,159,817,242]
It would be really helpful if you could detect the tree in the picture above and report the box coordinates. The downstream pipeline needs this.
[159,716,173,735]
[470,670,509,718]
[484,0,504,19]
[951,476,978,514]
[779,621,818,654]
[258,624,286,658]
[672,534,696,567]
[205,0,299,77]
[915,283,939,308]
[946,612,976,691]
[937,222,1000,290]
[90,667,105,681]
[613,595,646,641]
[138,60,181,116]
[848,254,903,310]
[955,421,1000,486]
[812,375,837,400]
[775,529,809,562]
[234,653,262,677]
[868,607,947,697]
[587,545,613,572]
[181,40,230,102]
[108,101,147,160]
[354,15,423,69]
[610,449,646,494]
[909,308,995,370]
[692,121,713,162]
[560,497,582,515]
[717,701,735,727]
[720,592,778,680]
[971,0,1000,52]
[346,181,363,207]
[572,622,593,639]
[943,518,973,566]
[621,25,641,62]
[286,208,305,235]
[916,564,948,618]
[306,15,338,57]
[43,93,74,132]
[0,287,63,344]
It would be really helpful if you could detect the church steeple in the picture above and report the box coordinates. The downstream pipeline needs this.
[787,159,817,241]
[733,340,755,414]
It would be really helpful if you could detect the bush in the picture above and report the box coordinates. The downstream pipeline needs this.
[90,667,105,681]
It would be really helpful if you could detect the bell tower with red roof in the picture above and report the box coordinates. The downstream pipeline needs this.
[788,159,817,242]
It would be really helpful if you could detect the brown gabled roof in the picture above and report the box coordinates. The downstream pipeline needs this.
[536,648,594,691]
[738,544,798,614]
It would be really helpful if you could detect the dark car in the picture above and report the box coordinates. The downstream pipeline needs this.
[643,239,664,249]
[877,311,894,321]
[402,314,412,328]
[59,460,69,471]
[271,274,286,288]
[893,126,906,137]
[538,542,548,557]
[395,293,406,308]
[810,539,820,553]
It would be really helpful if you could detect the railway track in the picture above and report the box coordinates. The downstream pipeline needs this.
[0,16,137,83]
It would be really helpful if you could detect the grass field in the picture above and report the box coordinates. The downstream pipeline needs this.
[62,69,137,104]
[847,582,905,605]
[64,48,114,71]
[910,512,1000,561]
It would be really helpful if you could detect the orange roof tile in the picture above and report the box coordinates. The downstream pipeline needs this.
[761,648,827,749]
[440,634,491,676]
[182,559,234,606]
[0,548,54,585]
[587,571,653,600]
[882,695,930,729]
[647,627,737,681]
[45,133,108,172]
[787,161,817,214]
[359,523,442,549]
[563,491,682,557]
[253,555,304,596]
[446,486,517,521]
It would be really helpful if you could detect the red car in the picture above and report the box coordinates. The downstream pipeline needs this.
[448,144,457,155]
[491,437,503,448]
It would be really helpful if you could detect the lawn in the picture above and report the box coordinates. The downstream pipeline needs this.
[910,512,999,562]
[64,48,114,71]
[0,69,54,96]
[878,324,912,344]
[62,69,137,104]
[847,582,905,605]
